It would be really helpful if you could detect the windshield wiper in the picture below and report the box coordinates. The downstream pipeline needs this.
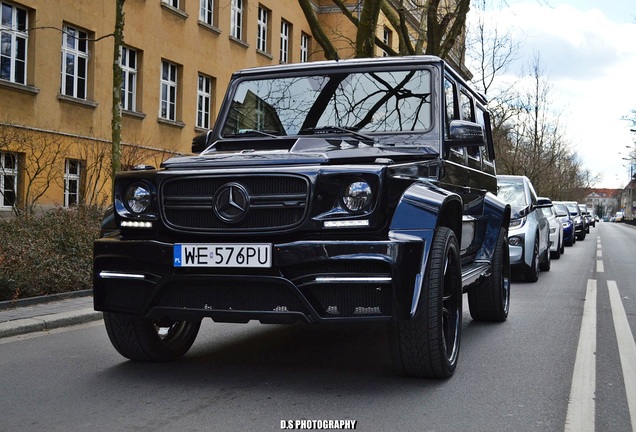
[224,129,283,138]
[299,126,376,143]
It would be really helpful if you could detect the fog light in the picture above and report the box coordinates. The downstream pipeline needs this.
[509,236,522,246]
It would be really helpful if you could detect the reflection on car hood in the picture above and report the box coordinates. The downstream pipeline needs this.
[162,136,439,168]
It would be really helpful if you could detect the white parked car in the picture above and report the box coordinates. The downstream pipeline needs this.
[538,198,564,259]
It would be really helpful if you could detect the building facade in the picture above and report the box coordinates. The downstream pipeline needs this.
[0,0,467,213]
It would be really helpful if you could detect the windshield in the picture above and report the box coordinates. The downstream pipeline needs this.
[221,69,433,138]
[565,203,579,215]
[497,181,527,207]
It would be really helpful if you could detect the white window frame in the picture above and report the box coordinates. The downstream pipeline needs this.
[199,0,214,25]
[382,27,391,57]
[160,60,178,121]
[120,46,137,112]
[230,0,243,40]
[0,1,28,85]
[197,74,212,129]
[257,6,268,53]
[64,159,81,207]
[0,151,18,208]
[300,32,309,63]
[280,20,290,64]
[162,0,179,8]
[60,24,89,99]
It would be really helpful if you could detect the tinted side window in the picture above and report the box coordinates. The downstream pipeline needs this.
[444,77,456,138]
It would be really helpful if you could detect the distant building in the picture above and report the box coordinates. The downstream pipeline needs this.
[585,188,621,219]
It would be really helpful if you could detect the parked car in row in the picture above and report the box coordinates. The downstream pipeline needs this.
[539,198,564,259]
[562,201,586,241]
[497,175,551,282]
[578,204,592,232]
[553,201,576,246]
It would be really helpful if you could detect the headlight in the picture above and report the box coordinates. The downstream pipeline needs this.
[124,184,152,214]
[562,221,571,228]
[509,217,526,229]
[342,181,372,212]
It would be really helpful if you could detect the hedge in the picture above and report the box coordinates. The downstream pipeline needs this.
[0,206,103,302]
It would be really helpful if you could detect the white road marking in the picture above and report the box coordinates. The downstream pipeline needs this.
[564,279,597,432]
[597,261,604,272]
[597,250,603,258]
[608,280,636,432]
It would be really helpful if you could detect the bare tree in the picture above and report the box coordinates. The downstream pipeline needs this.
[0,123,70,216]
[298,0,471,60]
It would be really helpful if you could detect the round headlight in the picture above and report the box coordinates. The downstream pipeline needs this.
[124,184,151,214]
[342,181,372,212]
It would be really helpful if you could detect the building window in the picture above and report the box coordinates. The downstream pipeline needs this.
[230,0,243,40]
[199,0,215,26]
[163,0,179,8]
[120,46,137,112]
[382,27,392,57]
[160,60,178,121]
[256,6,269,53]
[60,24,89,99]
[280,20,290,64]
[300,32,310,62]
[0,1,28,85]
[0,151,17,208]
[64,159,81,207]
[197,74,212,129]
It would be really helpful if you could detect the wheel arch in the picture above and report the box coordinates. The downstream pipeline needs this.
[389,181,463,320]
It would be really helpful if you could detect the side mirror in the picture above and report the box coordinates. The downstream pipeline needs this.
[192,130,212,153]
[447,120,485,147]
[536,197,553,208]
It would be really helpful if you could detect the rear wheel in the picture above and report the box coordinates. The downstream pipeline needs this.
[539,244,551,271]
[103,313,201,362]
[389,227,462,379]
[468,228,510,321]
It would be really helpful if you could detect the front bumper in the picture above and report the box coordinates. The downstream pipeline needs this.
[507,231,526,267]
[94,236,424,324]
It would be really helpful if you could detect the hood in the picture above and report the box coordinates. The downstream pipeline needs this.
[162,136,439,169]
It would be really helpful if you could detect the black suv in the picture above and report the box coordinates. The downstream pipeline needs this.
[94,56,511,379]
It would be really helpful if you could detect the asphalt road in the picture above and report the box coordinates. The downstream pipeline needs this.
[0,222,634,432]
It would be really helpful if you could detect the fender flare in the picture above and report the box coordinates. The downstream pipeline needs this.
[388,182,463,319]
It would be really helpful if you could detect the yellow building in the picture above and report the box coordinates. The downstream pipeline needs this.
[0,0,467,213]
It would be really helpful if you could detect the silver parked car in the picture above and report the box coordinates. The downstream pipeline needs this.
[497,175,551,282]
[538,198,564,259]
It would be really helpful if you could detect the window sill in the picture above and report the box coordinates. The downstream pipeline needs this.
[229,36,249,49]
[57,94,98,108]
[257,49,273,60]
[198,21,221,35]
[158,117,185,128]
[0,79,40,95]
[160,2,189,19]
[123,110,146,120]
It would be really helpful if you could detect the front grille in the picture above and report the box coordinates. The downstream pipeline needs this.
[161,174,309,232]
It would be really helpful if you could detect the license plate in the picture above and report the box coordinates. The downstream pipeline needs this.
[173,244,272,268]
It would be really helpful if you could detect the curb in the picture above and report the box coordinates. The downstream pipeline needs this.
[0,308,103,339]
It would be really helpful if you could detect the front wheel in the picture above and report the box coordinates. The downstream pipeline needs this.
[468,228,510,322]
[388,227,462,379]
[103,313,201,362]
[524,238,540,282]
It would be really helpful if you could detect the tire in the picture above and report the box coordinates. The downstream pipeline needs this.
[103,312,201,362]
[559,236,565,255]
[551,240,561,260]
[388,227,462,379]
[539,244,551,271]
[468,228,510,322]
[578,230,586,241]
[524,238,540,282]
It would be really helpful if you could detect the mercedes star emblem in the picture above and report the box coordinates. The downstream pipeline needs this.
[214,182,250,223]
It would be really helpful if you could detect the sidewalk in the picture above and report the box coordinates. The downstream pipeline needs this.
[0,290,102,338]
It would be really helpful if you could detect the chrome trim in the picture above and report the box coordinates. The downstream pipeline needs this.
[99,271,145,280]
[314,277,392,283]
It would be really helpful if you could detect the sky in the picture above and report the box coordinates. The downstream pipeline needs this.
[467,0,636,189]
